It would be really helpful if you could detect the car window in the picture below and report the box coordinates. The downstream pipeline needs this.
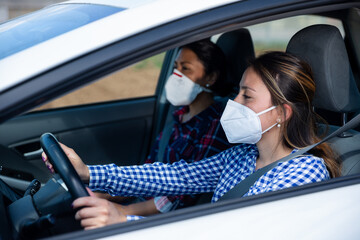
[35,53,165,111]
[0,4,124,59]
[247,15,344,55]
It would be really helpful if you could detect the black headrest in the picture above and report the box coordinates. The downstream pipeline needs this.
[286,24,360,113]
[216,29,255,95]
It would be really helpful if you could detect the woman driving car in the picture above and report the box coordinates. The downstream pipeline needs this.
[43,51,341,229]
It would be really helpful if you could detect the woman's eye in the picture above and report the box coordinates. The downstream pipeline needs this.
[243,94,251,99]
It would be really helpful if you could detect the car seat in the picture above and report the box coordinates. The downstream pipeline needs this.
[216,28,255,98]
[286,24,360,176]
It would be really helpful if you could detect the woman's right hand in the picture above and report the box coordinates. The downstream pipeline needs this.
[73,188,127,230]
[41,143,90,182]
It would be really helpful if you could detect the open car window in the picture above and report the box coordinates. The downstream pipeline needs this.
[248,15,344,55]
[34,52,165,111]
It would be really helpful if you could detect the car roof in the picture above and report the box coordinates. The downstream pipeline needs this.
[61,0,164,8]
[0,0,238,93]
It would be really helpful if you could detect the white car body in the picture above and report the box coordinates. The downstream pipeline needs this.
[111,184,360,240]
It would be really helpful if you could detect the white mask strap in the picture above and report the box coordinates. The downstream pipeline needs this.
[256,106,277,116]
[261,122,277,134]
[202,87,212,93]
[259,106,278,134]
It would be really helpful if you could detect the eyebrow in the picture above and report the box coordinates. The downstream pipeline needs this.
[179,61,193,65]
[241,86,256,92]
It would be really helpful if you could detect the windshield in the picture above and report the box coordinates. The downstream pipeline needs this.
[0,4,124,60]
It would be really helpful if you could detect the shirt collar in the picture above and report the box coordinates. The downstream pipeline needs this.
[172,101,224,124]
[247,145,299,169]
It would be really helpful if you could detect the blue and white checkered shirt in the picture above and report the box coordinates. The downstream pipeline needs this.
[88,144,330,204]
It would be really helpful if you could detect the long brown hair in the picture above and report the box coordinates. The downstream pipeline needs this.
[250,51,341,178]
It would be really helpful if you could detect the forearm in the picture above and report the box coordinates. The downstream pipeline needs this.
[117,199,159,217]
[88,160,221,197]
[93,192,135,203]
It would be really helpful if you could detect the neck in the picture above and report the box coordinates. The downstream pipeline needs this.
[182,92,214,123]
[255,128,292,170]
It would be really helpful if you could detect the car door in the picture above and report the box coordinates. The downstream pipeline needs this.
[0,51,175,192]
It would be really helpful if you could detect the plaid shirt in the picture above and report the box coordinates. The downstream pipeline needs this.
[146,101,231,164]
[88,144,330,205]
[144,101,232,211]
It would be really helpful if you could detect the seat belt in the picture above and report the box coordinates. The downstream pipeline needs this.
[219,113,360,201]
[157,105,175,163]
[157,123,173,163]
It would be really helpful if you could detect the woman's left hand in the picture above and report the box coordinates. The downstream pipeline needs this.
[72,189,127,230]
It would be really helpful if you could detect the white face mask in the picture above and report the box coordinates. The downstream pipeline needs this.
[165,69,210,106]
[220,100,277,144]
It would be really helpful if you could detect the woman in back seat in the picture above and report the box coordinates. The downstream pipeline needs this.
[116,39,235,215]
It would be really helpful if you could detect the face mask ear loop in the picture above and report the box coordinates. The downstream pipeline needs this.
[261,122,277,134]
[202,87,212,93]
[257,106,278,134]
[256,106,277,116]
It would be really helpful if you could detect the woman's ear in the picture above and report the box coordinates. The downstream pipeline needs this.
[205,72,217,87]
[282,103,293,121]
[276,104,292,122]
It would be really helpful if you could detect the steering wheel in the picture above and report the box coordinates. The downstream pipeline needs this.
[40,133,89,199]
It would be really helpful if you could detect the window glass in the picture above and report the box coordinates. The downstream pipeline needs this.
[247,15,344,55]
[0,4,123,59]
[35,53,165,110]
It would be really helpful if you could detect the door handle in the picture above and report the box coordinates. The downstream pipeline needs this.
[12,140,43,160]
[23,148,43,158]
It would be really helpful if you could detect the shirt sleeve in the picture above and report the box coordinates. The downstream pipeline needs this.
[154,196,176,213]
[87,152,226,198]
[126,215,144,221]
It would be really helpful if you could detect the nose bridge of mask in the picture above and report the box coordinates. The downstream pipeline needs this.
[173,69,211,93]
[173,69,193,85]
[165,69,206,106]
[173,69,196,89]
[225,100,251,119]
[173,69,184,78]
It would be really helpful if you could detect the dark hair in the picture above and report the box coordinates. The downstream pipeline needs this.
[250,51,341,178]
[181,39,233,97]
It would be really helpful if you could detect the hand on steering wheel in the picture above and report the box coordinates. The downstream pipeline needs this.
[40,133,127,229]
[40,133,89,200]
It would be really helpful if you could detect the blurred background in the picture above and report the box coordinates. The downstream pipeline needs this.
[0,0,62,21]
[0,1,343,111]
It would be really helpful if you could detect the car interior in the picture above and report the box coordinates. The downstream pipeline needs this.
[1,5,360,239]
[286,24,360,176]
[172,23,360,205]
[164,23,360,181]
